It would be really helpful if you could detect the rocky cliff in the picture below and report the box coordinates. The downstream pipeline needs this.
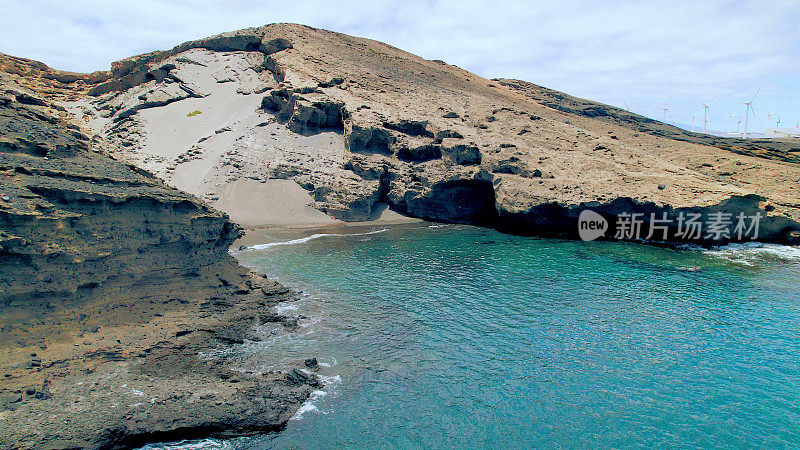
[36,23,800,243]
[0,57,320,448]
[0,88,238,302]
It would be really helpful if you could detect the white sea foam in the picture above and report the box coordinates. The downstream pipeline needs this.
[245,228,388,251]
[291,402,319,420]
[290,373,341,421]
[274,304,299,314]
[702,242,800,266]
[319,374,342,385]
[300,316,321,328]
[311,389,328,399]
[140,438,232,449]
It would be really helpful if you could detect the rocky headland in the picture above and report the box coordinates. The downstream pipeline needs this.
[0,58,320,448]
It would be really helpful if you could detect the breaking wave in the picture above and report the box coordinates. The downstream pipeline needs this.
[701,242,800,266]
[244,228,388,251]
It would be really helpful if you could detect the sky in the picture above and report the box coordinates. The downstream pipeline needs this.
[2,0,799,134]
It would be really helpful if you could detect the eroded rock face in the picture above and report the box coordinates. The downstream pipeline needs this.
[442,143,481,165]
[261,87,345,134]
[0,63,319,448]
[0,90,237,302]
[2,21,800,446]
[45,23,800,243]
[402,179,497,224]
[346,123,395,156]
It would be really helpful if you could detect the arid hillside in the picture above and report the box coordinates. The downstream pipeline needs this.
[5,23,799,242]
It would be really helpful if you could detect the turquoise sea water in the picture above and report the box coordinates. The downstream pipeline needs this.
[183,224,800,448]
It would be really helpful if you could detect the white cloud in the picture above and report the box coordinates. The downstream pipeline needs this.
[1,0,798,132]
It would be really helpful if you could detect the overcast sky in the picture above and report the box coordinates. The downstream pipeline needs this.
[2,0,798,133]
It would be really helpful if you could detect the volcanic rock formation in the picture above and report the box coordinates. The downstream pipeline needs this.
[36,23,799,242]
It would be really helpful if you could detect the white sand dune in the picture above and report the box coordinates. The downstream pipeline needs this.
[70,49,393,227]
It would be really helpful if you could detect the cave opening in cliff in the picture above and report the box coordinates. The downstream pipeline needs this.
[408,179,497,225]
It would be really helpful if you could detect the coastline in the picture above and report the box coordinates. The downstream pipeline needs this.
[219,224,800,448]
[0,265,322,449]
[0,79,326,449]
[1,17,799,449]
[234,217,423,250]
[231,202,422,250]
[4,217,800,448]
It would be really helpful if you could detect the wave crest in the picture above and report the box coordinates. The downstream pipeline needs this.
[243,228,388,251]
[703,242,800,266]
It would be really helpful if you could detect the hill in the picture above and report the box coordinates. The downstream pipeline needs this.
[15,23,793,242]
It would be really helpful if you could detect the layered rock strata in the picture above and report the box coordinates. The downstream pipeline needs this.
[0,63,318,448]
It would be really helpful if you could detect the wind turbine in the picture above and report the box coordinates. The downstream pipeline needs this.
[737,119,741,134]
[741,88,759,138]
[623,100,631,112]
[766,111,773,133]
[729,113,735,132]
[776,117,781,129]
[691,115,697,132]
[700,96,716,133]
[661,99,671,123]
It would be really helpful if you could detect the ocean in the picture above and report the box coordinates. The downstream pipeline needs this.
[151,223,800,448]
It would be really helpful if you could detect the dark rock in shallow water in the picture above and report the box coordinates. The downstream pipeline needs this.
[304,357,318,369]
[286,368,310,384]
[285,368,321,387]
